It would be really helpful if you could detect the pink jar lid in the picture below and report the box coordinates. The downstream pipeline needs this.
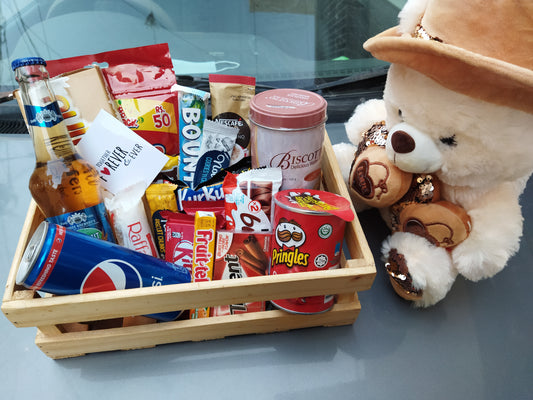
[250,89,327,130]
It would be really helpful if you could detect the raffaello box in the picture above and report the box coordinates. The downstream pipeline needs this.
[211,231,271,316]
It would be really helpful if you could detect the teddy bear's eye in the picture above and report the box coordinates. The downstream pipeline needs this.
[440,135,457,147]
[398,109,403,119]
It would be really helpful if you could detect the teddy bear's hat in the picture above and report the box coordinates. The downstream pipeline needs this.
[364,0,533,115]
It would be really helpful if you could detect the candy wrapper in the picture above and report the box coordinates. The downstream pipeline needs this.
[105,182,158,257]
[175,181,225,211]
[223,168,282,232]
[193,120,239,188]
[47,43,180,155]
[146,183,179,258]
[154,154,180,184]
[211,231,270,316]
[182,200,226,230]
[175,84,210,188]
[190,211,217,319]
[164,211,195,275]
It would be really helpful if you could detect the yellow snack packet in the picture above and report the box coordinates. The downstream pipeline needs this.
[145,183,178,258]
[190,211,217,319]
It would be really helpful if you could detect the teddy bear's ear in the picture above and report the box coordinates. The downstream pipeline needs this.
[344,99,387,145]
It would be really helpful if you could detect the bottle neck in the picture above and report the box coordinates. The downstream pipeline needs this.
[15,64,77,162]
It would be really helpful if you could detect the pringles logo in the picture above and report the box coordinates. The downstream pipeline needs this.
[271,218,309,268]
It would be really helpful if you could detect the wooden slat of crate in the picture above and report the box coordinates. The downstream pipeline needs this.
[4,262,373,327]
[35,294,361,359]
[2,133,376,358]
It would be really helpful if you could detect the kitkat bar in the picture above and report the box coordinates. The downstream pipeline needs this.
[164,211,195,275]
[211,231,270,316]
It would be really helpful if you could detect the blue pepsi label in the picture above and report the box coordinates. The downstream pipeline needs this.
[23,222,191,321]
[24,102,63,128]
[46,203,116,242]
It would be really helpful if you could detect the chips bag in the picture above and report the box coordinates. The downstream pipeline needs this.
[47,43,180,155]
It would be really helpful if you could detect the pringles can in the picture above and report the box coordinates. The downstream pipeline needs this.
[16,221,191,321]
[269,189,355,314]
[249,89,327,190]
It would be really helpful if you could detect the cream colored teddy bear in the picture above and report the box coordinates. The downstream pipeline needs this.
[334,0,533,306]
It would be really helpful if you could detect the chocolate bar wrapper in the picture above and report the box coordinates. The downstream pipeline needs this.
[223,167,282,232]
[164,211,195,275]
[211,231,270,316]
[190,211,217,319]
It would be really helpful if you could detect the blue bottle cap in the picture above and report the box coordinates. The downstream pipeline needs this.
[11,57,47,71]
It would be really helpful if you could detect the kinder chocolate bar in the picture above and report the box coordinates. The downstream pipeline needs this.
[223,167,282,232]
[175,84,210,188]
[164,211,195,275]
[212,231,270,316]
[190,211,217,319]
[47,44,181,155]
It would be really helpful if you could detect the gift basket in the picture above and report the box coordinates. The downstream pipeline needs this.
[1,44,375,359]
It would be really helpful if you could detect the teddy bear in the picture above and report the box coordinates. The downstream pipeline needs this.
[333,0,533,307]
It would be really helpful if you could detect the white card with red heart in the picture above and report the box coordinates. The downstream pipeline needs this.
[76,110,169,195]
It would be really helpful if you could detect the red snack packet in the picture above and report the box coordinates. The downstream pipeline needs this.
[163,211,195,275]
[182,199,226,230]
[211,231,270,316]
[46,44,180,155]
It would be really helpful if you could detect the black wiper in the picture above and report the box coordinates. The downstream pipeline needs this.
[312,66,389,91]
[0,91,14,104]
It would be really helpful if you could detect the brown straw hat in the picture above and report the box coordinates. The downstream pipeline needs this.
[364,0,533,114]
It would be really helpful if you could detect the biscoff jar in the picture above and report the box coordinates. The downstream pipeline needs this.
[250,89,327,190]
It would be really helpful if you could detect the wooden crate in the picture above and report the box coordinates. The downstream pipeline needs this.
[2,134,375,359]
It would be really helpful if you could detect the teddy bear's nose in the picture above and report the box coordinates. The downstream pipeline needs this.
[390,130,416,153]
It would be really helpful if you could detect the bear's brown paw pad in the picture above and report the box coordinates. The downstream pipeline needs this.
[385,248,423,301]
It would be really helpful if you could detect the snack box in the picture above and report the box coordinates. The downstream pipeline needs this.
[14,65,120,144]
[211,231,271,316]
[1,134,376,359]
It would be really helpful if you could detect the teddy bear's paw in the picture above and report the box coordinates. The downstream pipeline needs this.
[382,232,457,307]
[384,248,423,301]
[452,240,513,282]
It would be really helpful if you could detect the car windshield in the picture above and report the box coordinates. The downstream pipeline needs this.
[0,0,406,130]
